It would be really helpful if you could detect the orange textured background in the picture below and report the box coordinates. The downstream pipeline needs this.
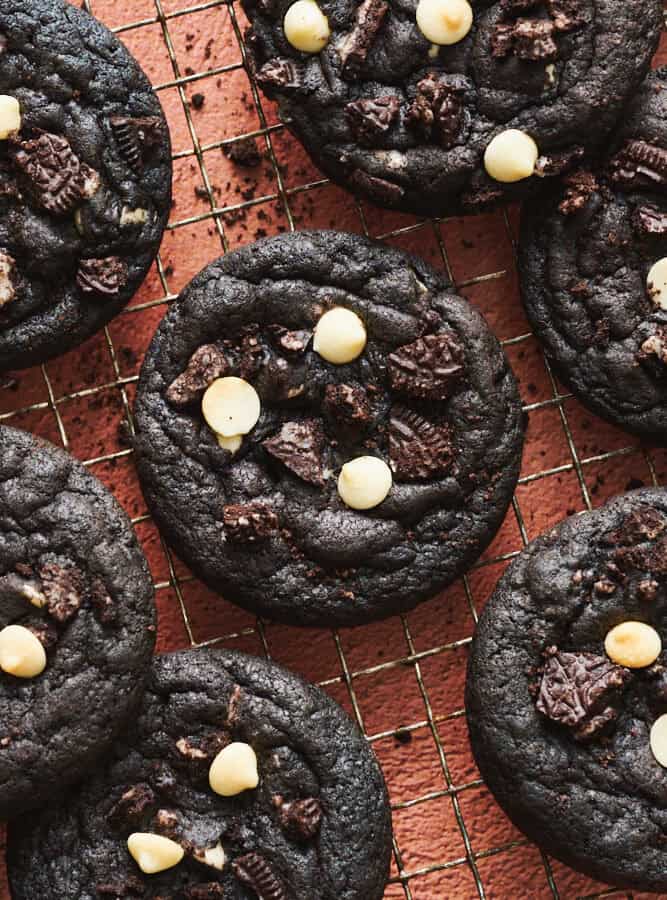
[0,2,665,897]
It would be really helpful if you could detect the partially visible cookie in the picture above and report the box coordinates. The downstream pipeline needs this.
[8,648,393,899]
[0,425,156,819]
[519,69,667,442]
[242,0,662,216]
[467,489,667,892]
[134,230,524,627]
[0,0,172,372]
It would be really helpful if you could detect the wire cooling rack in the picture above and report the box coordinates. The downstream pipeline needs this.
[0,2,665,897]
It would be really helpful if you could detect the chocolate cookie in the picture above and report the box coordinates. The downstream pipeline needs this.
[134,230,524,627]
[7,648,392,899]
[0,0,172,373]
[519,69,667,442]
[0,424,156,819]
[467,489,667,892]
[242,0,662,216]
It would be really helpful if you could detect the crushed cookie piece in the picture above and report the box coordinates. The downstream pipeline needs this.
[338,0,388,77]
[110,116,164,172]
[275,795,323,841]
[12,132,99,214]
[407,74,466,148]
[77,257,128,297]
[257,58,303,91]
[232,852,287,900]
[166,344,229,408]
[388,332,464,401]
[608,139,667,190]
[388,405,454,480]
[558,169,597,215]
[109,784,156,831]
[39,562,86,623]
[349,168,404,204]
[223,502,279,543]
[345,95,400,144]
[263,419,326,485]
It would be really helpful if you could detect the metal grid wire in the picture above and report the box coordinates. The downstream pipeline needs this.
[0,1,664,897]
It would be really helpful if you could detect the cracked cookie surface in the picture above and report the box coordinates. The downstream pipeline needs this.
[7,648,392,900]
[0,425,155,819]
[519,69,667,442]
[0,0,172,372]
[466,488,667,892]
[242,0,661,216]
[134,230,524,627]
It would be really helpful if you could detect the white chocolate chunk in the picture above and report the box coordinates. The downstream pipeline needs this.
[313,307,367,364]
[120,207,149,227]
[416,0,473,46]
[338,456,392,510]
[545,63,557,86]
[193,841,226,871]
[217,433,243,454]
[0,252,16,309]
[484,129,539,183]
[209,742,259,797]
[650,714,667,767]
[0,96,21,140]
[647,258,667,310]
[0,625,46,679]
[127,833,184,874]
[604,621,661,669]
[202,377,261,438]
[284,0,330,53]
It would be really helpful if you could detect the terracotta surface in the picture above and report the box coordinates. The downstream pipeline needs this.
[0,2,665,897]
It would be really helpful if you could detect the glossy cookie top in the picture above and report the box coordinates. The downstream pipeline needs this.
[520,69,667,442]
[242,0,662,216]
[0,0,172,372]
[8,648,392,900]
[0,425,155,819]
[134,230,524,627]
[467,489,667,892]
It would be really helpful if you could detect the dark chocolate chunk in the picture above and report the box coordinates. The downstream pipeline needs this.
[110,116,164,173]
[232,852,287,900]
[535,146,585,177]
[536,647,630,729]
[608,140,667,191]
[257,59,302,91]
[223,502,280,543]
[338,0,388,78]
[323,383,371,430]
[166,344,229,408]
[11,132,99,215]
[407,74,466,149]
[263,419,326,485]
[276,796,323,842]
[345,96,400,144]
[267,325,312,354]
[39,561,86,624]
[558,169,598,215]
[108,784,156,831]
[492,19,558,61]
[388,332,465,401]
[633,205,667,236]
[77,257,129,297]
[349,168,404,204]
[388,405,454,481]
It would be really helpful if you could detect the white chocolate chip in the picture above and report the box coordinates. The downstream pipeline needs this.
[217,433,243,454]
[193,841,226,871]
[0,252,16,309]
[127,833,184,875]
[428,43,439,58]
[604,621,661,669]
[0,625,46,679]
[120,207,149,227]
[484,129,539,183]
[313,307,367,364]
[284,0,330,53]
[337,456,392,510]
[647,258,667,310]
[545,63,557,86]
[650,714,667,767]
[416,0,473,46]
[0,96,21,140]
[209,742,259,797]
[202,377,261,438]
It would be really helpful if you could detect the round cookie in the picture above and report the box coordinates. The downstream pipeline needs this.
[134,230,524,627]
[7,648,393,899]
[467,488,667,892]
[0,0,172,373]
[0,424,156,819]
[242,0,662,217]
[519,69,667,442]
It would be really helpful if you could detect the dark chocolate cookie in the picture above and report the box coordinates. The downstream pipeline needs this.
[242,0,661,216]
[467,488,667,892]
[0,0,172,373]
[519,69,667,442]
[7,648,392,899]
[0,424,156,819]
[134,230,524,627]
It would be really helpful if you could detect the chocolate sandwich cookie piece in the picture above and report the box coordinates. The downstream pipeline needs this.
[242,0,662,216]
[0,0,171,373]
[7,648,392,899]
[0,425,155,819]
[466,488,667,892]
[134,230,524,627]
[519,69,667,442]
